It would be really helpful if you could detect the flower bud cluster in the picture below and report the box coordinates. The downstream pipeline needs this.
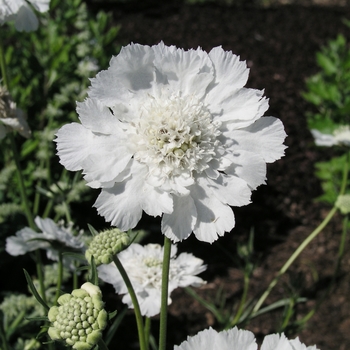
[86,228,130,265]
[48,282,107,350]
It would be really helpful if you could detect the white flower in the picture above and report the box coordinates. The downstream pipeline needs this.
[55,42,287,243]
[98,243,206,317]
[0,0,50,32]
[0,86,31,139]
[6,216,85,268]
[261,333,319,350]
[174,327,319,350]
[311,125,350,147]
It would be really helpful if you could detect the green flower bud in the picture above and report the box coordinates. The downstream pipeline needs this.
[85,228,130,266]
[47,282,107,350]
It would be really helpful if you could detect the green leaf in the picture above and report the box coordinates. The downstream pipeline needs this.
[23,269,50,312]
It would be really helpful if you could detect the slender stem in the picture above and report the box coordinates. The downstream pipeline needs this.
[252,205,338,315]
[97,338,110,350]
[252,150,350,315]
[144,317,151,350]
[229,272,250,327]
[159,236,172,350]
[54,252,63,304]
[113,256,146,350]
[0,316,10,350]
[9,133,36,229]
[0,34,9,88]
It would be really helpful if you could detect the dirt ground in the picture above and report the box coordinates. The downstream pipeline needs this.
[85,2,350,349]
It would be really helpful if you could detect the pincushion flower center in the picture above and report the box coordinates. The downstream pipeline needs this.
[133,93,221,178]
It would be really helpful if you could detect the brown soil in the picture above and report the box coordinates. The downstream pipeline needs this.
[88,2,350,349]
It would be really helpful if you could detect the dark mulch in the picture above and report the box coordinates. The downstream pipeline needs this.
[87,2,350,349]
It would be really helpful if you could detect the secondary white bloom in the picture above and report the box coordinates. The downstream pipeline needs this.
[311,125,350,147]
[56,42,287,243]
[0,86,31,139]
[0,0,50,32]
[6,216,85,268]
[174,327,319,350]
[261,333,319,350]
[98,243,206,317]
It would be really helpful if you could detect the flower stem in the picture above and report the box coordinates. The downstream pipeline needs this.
[144,317,151,350]
[0,35,9,88]
[252,150,349,315]
[112,256,147,350]
[98,338,110,350]
[252,205,338,315]
[54,252,64,304]
[159,236,171,350]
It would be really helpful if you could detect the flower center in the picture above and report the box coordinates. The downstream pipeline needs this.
[132,93,221,181]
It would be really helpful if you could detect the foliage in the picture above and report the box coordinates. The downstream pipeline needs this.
[302,34,350,133]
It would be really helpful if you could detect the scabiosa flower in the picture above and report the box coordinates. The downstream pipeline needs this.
[0,0,50,32]
[0,86,31,139]
[47,282,107,350]
[85,228,130,265]
[55,42,287,243]
[174,327,319,350]
[311,125,350,147]
[98,243,206,317]
[6,216,85,269]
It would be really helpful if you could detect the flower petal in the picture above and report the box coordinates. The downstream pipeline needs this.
[162,195,197,242]
[228,116,287,163]
[190,179,235,243]
[15,3,38,32]
[94,163,173,230]
[206,46,249,104]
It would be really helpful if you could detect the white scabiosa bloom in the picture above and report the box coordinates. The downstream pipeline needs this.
[6,216,85,268]
[98,243,206,317]
[260,333,319,350]
[0,0,50,32]
[0,85,31,139]
[174,327,319,350]
[55,42,287,243]
[311,126,350,147]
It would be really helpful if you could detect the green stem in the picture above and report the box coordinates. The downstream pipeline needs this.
[0,34,9,88]
[229,272,250,327]
[252,150,350,316]
[159,236,171,350]
[54,252,64,304]
[252,205,338,315]
[34,250,48,305]
[9,133,36,230]
[113,256,146,350]
[145,317,151,350]
[97,338,110,350]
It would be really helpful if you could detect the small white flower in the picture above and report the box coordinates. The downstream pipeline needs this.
[0,0,50,32]
[98,243,207,317]
[6,216,85,268]
[174,327,319,350]
[55,42,287,243]
[311,125,350,147]
[0,86,31,139]
[261,333,319,350]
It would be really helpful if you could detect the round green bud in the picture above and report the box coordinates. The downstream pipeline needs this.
[85,228,130,266]
[47,283,107,350]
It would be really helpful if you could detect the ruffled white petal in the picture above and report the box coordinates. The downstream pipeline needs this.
[28,0,50,12]
[224,150,267,190]
[227,116,287,163]
[162,195,197,242]
[206,46,249,104]
[174,327,257,350]
[310,129,335,146]
[94,163,173,230]
[15,3,38,31]
[89,44,157,106]
[155,45,214,100]
[212,88,269,129]
[190,179,235,243]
